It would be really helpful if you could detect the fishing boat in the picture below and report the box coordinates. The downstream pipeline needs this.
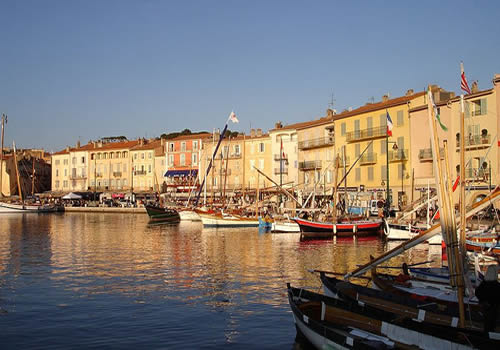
[271,220,300,233]
[198,211,259,228]
[319,272,493,332]
[384,221,442,244]
[0,201,56,213]
[294,217,382,238]
[145,205,180,223]
[287,284,497,349]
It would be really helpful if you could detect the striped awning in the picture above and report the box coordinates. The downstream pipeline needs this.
[164,169,198,177]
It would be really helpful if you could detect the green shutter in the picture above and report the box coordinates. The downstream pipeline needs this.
[480,98,487,115]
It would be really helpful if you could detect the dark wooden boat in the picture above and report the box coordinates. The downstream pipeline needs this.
[145,205,180,223]
[293,217,382,239]
[320,272,495,332]
[287,284,498,349]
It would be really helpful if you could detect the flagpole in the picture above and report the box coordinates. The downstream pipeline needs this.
[386,111,390,216]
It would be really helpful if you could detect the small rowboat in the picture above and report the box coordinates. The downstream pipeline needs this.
[145,205,180,223]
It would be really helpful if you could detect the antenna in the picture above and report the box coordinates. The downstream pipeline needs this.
[328,92,336,110]
[369,96,375,103]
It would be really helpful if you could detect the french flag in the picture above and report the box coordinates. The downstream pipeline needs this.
[386,111,393,137]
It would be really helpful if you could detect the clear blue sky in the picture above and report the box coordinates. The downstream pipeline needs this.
[1,0,499,152]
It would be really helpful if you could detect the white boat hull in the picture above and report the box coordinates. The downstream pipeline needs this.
[199,214,259,227]
[0,203,40,213]
[385,223,442,244]
[271,221,300,233]
[178,210,201,221]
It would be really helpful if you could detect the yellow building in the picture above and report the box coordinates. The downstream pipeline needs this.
[296,111,336,197]
[130,139,164,192]
[268,122,299,190]
[410,75,499,207]
[243,129,272,191]
[333,90,426,209]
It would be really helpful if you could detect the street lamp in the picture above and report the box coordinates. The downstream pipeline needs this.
[385,140,398,216]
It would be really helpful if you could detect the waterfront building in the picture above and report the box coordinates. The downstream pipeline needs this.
[164,133,210,197]
[268,122,299,192]
[1,148,51,197]
[154,140,167,192]
[198,132,246,201]
[130,139,164,192]
[243,129,273,195]
[409,74,499,206]
[295,111,335,198]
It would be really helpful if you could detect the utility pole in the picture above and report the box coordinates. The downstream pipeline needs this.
[0,114,7,198]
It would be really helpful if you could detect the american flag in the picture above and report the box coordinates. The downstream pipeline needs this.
[460,62,471,95]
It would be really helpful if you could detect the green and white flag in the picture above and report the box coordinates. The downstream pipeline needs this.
[428,89,448,131]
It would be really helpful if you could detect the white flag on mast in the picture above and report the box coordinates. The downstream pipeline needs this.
[229,111,239,123]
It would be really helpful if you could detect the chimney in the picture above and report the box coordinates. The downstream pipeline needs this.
[256,128,262,137]
[161,138,166,147]
[493,74,500,86]
[250,128,256,137]
[66,146,70,152]
[471,81,479,94]
[140,138,144,146]
[406,89,414,96]
[275,121,283,129]
[76,140,81,148]
[327,109,335,118]
[382,94,389,102]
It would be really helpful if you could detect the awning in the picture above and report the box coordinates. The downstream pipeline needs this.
[164,169,198,177]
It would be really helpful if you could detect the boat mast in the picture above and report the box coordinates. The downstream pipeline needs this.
[0,114,6,198]
[31,157,35,196]
[13,141,23,203]
[459,94,467,260]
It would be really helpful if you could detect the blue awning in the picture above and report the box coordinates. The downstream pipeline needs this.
[164,169,198,177]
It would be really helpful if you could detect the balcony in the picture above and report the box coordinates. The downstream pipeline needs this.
[465,168,491,180]
[456,134,491,150]
[134,170,147,175]
[346,126,387,142]
[70,174,87,180]
[113,171,122,177]
[229,152,242,159]
[388,149,408,162]
[274,167,289,175]
[359,153,377,165]
[274,154,288,161]
[418,148,444,162]
[298,160,322,170]
[298,136,334,150]
[338,156,350,167]
[95,172,103,178]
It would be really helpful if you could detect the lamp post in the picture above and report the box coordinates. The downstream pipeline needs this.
[385,139,398,216]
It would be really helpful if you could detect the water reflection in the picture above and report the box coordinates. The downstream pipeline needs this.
[0,213,441,349]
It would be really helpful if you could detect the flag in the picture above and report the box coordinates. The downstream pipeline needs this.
[229,111,239,123]
[428,89,448,131]
[280,138,285,158]
[386,111,393,136]
[460,62,471,95]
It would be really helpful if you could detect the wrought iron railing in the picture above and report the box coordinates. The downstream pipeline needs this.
[346,126,387,142]
[298,136,334,150]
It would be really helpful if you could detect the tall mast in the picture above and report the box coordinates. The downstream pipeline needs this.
[13,141,23,203]
[32,157,35,196]
[459,94,466,260]
[0,114,6,198]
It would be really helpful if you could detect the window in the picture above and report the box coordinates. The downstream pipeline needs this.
[380,113,387,127]
[181,142,186,151]
[223,145,229,158]
[55,159,60,165]
[355,168,361,181]
[259,143,265,153]
[326,170,332,183]
[123,151,127,158]
[250,159,255,170]
[368,167,374,181]
[380,139,386,154]
[367,117,373,136]
[341,122,346,136]
[234,144,240,155]
[354,120,360,138]
[103,153,107,159]
[55,180,59,188]
[234,176,239,185]
[110,179,115,187]
[63,180,68,188]
[397,110,404,126]
[81,156,86,164]
[72,157,76,165]
[141,153,145,159]
[180,154,186,166]
[116,152,120,159]
[123,179,128,187]
[470,98,487,116]
[169,143,174,152]
[381,165,387,181]
[397,136,405,150]
[64,169,67,176]
[355,144,360,157]
[110,152,114,159]
[63,159,68,165]
[148,165,152,173]
[134,153,138,160]
[55,169,59,177]
[315,170,321,183]
[193,141,198,151]
[259,159,264,169]
[148,152,152,159]
[192,153,198,165]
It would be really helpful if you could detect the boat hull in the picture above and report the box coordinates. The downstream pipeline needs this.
[178,210,201,221]
[271,221,300,233]
[145,205,180,223]
[0,202,57,213]
[199,213,259,227]
[294,217,381,238]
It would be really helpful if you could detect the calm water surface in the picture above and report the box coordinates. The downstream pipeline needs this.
[0,213,441,349]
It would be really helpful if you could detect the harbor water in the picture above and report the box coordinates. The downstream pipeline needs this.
[0,213,441,349]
